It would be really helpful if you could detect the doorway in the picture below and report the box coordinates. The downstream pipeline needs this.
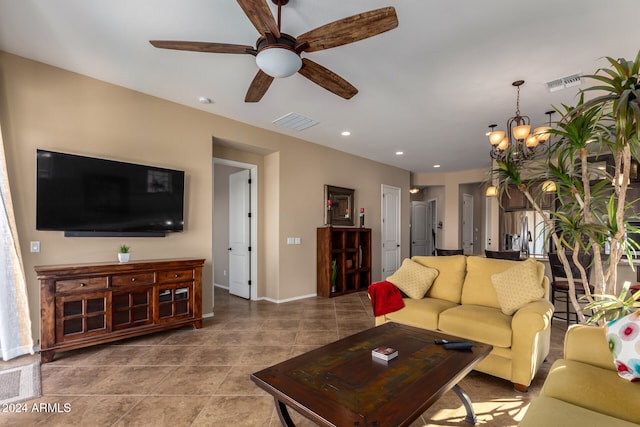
[411,199,436,257]
[462,193,474,255]
[381,184,401,278]
[212,159,258,303]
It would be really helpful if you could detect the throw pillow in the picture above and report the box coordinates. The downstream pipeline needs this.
[386,259,439,299]
[491,258,544,315]
[606,311,640,381]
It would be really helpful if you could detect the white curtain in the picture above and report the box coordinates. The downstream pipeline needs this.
[0,122,34,360]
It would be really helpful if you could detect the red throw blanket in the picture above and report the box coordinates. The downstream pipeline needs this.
[368,281,405,316]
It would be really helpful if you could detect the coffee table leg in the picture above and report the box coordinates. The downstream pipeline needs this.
[275,398,296,427]
[452,384,477,424]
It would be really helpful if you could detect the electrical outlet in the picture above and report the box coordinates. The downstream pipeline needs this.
[30,241,40,253]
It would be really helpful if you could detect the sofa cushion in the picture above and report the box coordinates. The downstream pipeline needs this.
[386,259,439,299]
[491,258,545,315]
[411,255,466,304]
[438,304,512,348]
[542,359,640,425]
[461,256,543,309]
[519,395,639,427]
[384,298,457,330]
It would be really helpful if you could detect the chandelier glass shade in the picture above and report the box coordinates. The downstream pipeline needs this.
[488,80,549,162]
[486,158,498,197]
[542,180,557,193]
[485,185,499,197]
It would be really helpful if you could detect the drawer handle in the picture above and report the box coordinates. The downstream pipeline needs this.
[80,283,86,287]
[174,274,179,278]
[131,278,136,282]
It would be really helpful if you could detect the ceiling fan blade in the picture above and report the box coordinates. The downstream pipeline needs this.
[245,69,275,102]
[297,7,398,53]
[298,58,357,100]
[150,40,254,55]
[236,0,281,39]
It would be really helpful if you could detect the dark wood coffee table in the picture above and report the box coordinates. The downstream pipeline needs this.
[251,322,492,427]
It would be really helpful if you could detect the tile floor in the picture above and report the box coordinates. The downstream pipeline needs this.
[0,287,566,427]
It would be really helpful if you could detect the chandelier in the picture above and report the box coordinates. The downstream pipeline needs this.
[488,80,551,162]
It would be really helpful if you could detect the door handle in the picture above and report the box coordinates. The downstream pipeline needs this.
[228,247,232,251]
[396,244,400,248]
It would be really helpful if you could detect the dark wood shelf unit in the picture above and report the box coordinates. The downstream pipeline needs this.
[317,227,371,297]
[37,258,204,363]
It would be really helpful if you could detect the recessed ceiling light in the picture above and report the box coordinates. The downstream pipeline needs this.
[198,96,212,104]
[341,131,351,136]
[433,164,441,168]
[395,151,404,156]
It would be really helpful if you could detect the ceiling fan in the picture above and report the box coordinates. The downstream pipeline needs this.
[150,0,398,102]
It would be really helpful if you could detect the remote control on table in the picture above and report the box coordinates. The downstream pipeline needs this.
[434,339,467,345]
[443,342,474,350]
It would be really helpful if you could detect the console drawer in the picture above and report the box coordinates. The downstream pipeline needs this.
[55,277,107,293]
[112,273,155,287]
[158,269,193,283]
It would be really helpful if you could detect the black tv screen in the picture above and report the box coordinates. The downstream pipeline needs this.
[36,149,185,237]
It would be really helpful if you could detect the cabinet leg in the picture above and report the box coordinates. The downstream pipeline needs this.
[193,319,203,329]
[41,350,55,363]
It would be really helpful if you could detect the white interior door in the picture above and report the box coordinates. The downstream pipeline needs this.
[229,170,251,299]
[382,185,401,278]
[462,193,474,255]
[411,201,427,256]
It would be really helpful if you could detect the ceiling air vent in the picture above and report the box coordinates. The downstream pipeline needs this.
[273,112,319,131]
[546,73,582,92]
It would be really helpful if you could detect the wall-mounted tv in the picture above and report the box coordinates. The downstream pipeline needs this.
[36,149,185,237]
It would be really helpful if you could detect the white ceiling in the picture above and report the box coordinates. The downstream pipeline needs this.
[1,0,639,173]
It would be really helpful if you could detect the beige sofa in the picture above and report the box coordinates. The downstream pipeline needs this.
[519,325,640,426]
[374,255,554,391]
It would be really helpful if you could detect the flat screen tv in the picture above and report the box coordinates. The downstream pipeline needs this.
[36,149,185,237]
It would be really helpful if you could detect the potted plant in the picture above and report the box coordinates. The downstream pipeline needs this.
[493,51,640,325]
[585,282,640,324]
[118,244,131,263]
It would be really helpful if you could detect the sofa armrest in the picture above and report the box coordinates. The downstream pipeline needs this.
[510,298,554,387]
[512,298,554,331]
[564,324,614,371]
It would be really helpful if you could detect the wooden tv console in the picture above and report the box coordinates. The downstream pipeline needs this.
[36,258,205,363]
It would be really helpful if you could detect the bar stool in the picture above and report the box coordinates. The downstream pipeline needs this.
[485,250,523,261]
[548,252,594,326]
[435,248,463,256]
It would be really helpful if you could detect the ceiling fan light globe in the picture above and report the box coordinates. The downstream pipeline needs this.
[256,47,302,78]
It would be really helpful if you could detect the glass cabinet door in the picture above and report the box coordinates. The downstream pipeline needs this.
[156,283,193,322]
[112,287,153,330]
[55,292,109,342]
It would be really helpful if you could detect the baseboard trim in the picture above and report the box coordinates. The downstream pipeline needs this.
[259,293,317,304]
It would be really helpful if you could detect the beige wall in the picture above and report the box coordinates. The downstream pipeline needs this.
[0,52,410,344]
[214,128,411,301]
